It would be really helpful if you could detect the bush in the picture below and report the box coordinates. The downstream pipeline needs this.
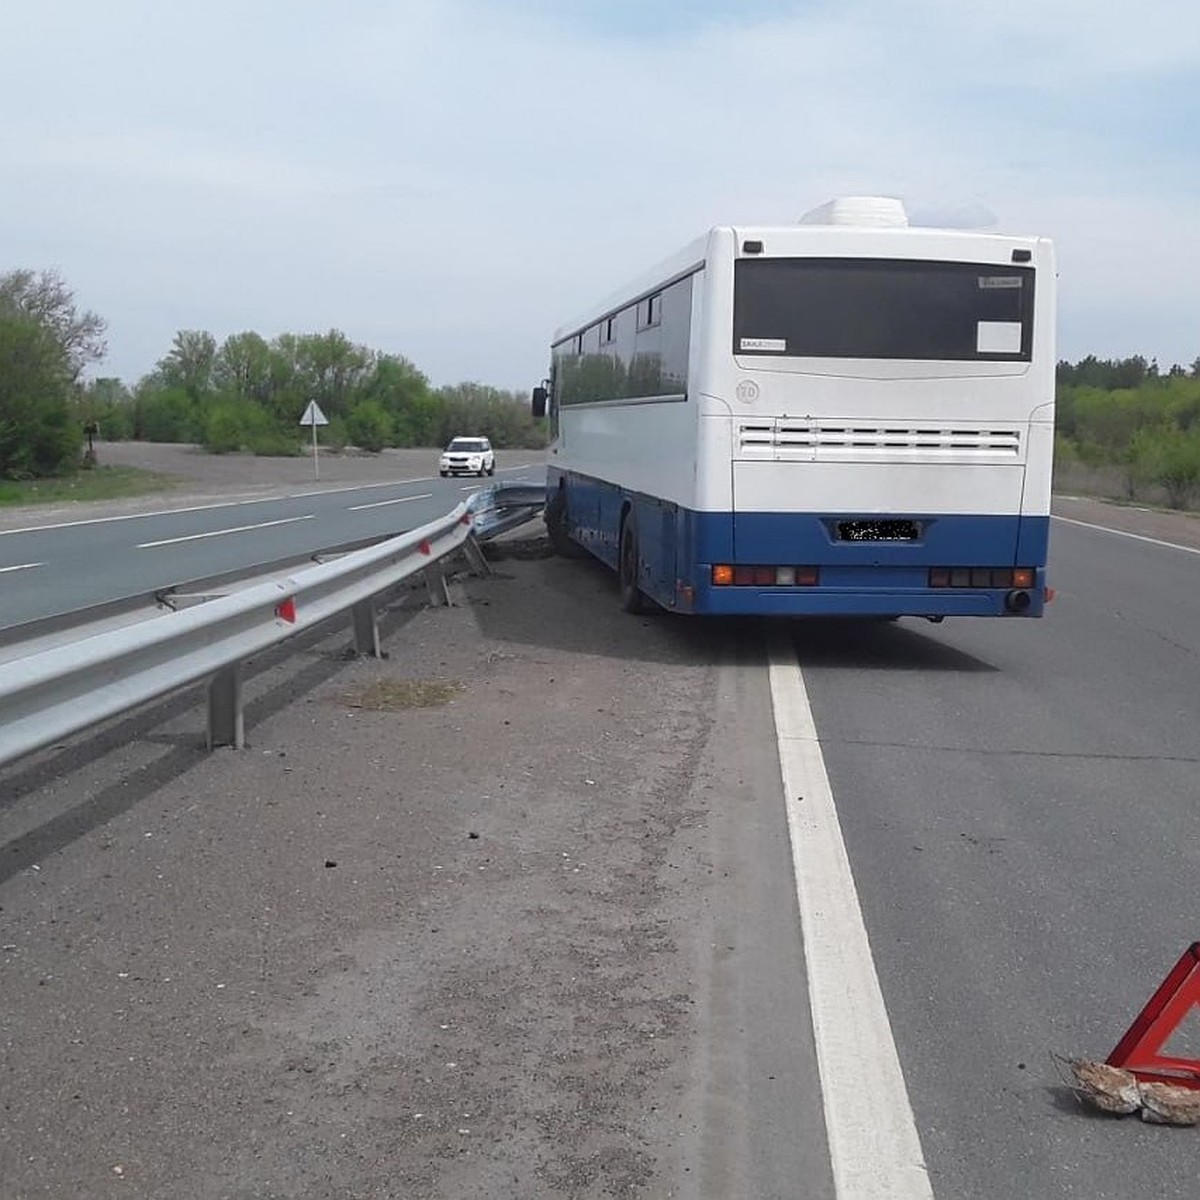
[134,385,199,443]
[90,404,135,441]
[199,399,302,456]
[0,401,80,479]
[1131,426,1200,508]
[246,429,301,456]
[346,401,392,452]
[1053,434,1078,471]
[322,416,348,452]
[202,404,244,454]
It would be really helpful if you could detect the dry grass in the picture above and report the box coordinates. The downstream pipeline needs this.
[342,678,465,710]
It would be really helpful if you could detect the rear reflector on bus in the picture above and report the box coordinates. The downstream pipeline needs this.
[929,567,1035,588]
[712,565,819,587]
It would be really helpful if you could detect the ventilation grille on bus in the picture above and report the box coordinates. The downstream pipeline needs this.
[737,421,1022,459]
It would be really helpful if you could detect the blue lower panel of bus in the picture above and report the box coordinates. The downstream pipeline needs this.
[551,471,1050,617]
[689,509,1049,617]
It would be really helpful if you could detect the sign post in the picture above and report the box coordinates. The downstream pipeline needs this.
[298,400,329,481]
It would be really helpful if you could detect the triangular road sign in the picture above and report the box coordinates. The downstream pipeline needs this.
[1107,943,1200,1089]
[299,400,329,426]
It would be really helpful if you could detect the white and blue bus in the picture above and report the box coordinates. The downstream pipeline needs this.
[532,196,1055,619]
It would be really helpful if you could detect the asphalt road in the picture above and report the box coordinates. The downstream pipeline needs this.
[1,483,1199,1198]
[799,513,1200,1199]
[0,452,542,628]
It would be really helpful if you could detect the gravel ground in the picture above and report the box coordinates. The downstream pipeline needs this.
[3,446,1199,1198]
[3,450,792,1199]
[0,531,731,1199]
[93,441,454,492]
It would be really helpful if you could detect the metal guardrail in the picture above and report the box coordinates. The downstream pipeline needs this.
[468,481,548,541]
[0,482,545,768]
[0,535,390,667]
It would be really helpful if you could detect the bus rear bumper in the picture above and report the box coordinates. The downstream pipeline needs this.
[683,583,1047,618]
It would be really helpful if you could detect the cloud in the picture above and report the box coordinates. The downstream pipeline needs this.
[1,0,1198,385]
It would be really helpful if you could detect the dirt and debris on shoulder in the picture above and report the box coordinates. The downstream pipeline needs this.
[0,525,753,1199]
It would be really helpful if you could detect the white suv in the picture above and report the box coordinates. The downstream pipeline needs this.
[439,436,495,478]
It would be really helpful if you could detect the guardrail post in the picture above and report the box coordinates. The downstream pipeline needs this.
[424,564,451,607]
[352,597,381,657]
[461,536,491,577]
[208,663,245,749]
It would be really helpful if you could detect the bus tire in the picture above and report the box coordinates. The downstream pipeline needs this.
[546,488,587,558]
[619,511,648,613]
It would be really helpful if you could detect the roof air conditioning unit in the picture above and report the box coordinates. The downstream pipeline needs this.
[798,196,909,228]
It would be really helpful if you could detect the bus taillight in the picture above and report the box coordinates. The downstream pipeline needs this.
[711,565,820,587]
[929,567,1036,588]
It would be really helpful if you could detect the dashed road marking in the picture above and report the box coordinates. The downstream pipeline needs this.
[137,515,314,548]
[348,493,433,512]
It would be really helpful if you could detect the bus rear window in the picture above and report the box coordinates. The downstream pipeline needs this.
[733,258,1034,361]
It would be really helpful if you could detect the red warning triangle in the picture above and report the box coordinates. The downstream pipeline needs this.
[1107,942,1200,1089]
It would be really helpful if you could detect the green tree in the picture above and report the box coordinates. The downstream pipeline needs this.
[359,354,433,444]
[434,382,546,449]
[157,330,217,404]
[294,330,372,420]
[214,331,273,405]
[0,315,80,477]
[0,269,99,477]
[0,268,106,379]
[263,334,308,426]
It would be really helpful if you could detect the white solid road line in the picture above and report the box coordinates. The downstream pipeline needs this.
[136,514,314,549]
[768,636,934,1200]
[347,493,434,512]
[1052,514,1200,556]
[0,562,42,574]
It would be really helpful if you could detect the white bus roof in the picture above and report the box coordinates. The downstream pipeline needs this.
[552,197,1048,344]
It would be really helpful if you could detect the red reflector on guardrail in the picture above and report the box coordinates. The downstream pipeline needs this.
[275,597,297,623]
[418,539,432,555]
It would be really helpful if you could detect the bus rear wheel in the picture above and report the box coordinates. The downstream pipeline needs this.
[619,511,647,613]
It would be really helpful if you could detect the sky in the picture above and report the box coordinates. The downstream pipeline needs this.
[2,0,1199,391]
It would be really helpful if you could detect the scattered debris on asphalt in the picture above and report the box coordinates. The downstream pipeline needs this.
[1061,1056,1200,1125]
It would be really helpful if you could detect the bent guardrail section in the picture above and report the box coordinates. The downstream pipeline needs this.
[0,482,546,768]
[469,481,548,541]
